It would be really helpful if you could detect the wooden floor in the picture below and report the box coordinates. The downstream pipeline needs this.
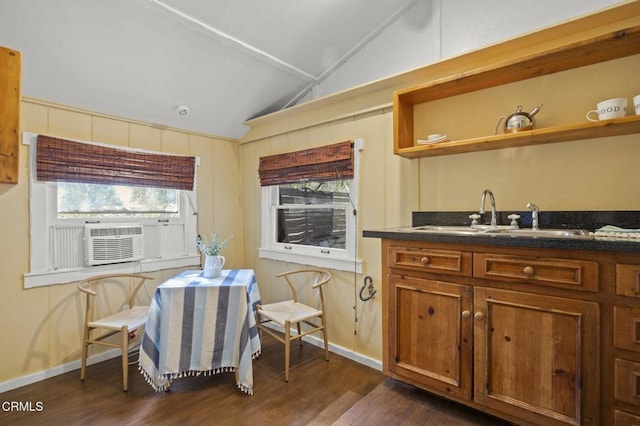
[0,334,510,425]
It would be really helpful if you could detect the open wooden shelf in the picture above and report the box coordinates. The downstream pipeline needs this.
[396,115,640,159]
[394,24,640,159]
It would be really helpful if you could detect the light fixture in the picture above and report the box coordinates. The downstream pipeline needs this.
[177,105,190,116]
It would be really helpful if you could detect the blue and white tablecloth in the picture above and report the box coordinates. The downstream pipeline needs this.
[138,269,262,394]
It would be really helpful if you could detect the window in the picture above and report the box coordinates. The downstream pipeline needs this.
[259,139,362,272]
[277,182,349,249]
[24,133,200,288]
[57,183,179,218]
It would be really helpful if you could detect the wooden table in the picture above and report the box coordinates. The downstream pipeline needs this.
[138,269,261,394]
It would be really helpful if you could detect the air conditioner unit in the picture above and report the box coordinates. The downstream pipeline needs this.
[84,223,144,266]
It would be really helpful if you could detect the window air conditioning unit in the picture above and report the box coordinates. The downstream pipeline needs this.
[84,223,144,266]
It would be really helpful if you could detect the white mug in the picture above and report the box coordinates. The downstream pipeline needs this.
[586,98,628,121]
[634,94,640,115]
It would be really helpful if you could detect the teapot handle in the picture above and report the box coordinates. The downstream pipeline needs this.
[494,116,506,135]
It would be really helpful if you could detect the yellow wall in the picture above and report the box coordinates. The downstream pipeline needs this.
[240,110,413,361]
[0,99,241,385]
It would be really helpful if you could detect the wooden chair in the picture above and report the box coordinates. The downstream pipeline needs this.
[78,274,153,391]
[257,269,331,382]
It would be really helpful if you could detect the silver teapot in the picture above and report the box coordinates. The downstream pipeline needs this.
[495,105,542,134]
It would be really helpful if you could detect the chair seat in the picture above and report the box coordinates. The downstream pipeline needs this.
[88,305,149,331]
[259,300,322,325]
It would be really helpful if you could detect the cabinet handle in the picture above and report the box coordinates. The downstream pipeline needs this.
[461,310,471,319]
[523,266,535,276]
[421,257,430,265]
[474,312,485,321]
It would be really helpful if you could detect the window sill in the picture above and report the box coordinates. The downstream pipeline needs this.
[259,247,362,273]
[23,255,201,289]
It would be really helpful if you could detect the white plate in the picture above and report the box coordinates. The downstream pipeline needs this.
[417,134,449,145]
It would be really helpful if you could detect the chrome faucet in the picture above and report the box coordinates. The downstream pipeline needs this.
[527,202,540,230]
[479,189,497,227]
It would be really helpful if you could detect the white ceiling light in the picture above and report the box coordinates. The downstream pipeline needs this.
[177,105,190,115]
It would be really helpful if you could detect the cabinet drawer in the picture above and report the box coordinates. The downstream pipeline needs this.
[474,253,598,291]
[615,358,640,406]
[615,306,640,353]
[388,246,472,277]
[615,409,640,426]
[617,264,640,298]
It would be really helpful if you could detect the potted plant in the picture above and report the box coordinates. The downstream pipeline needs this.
[196,233,232,278]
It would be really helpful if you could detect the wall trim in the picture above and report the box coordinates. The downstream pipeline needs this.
[0,348,121,394]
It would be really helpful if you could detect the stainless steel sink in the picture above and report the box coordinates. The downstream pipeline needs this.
[491,228,594,239]
[399,225,594,240]
[399,225,509,235]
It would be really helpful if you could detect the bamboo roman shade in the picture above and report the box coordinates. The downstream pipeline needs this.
[258,140,353,186]
[36,135,196,190]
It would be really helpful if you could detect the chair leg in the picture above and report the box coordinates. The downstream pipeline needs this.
[321,316,329,362]
[296,322,302,347]
[80,326,89,382]
[121,326,129,392]
[284,321,291,382]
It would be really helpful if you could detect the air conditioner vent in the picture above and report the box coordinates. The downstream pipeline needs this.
[89,226,143,237]
[84,223,144,266]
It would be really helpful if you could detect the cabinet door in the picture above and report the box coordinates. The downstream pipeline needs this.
[388,274,473,400]
[474,288,599,425]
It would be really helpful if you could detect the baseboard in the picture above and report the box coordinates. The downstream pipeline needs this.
[0,326,382,394]
[0,348,121,394]
[260,322,382,372]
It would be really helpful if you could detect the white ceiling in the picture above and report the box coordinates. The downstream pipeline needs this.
[0,0,416,138]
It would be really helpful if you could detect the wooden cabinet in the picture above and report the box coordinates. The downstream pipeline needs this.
[393,12,640,159]
[474,287,599,425]
[474,252,599,292]
[0,45,21,184]
[382,239,602,425]
[613,263,640,424]
[388,274,473,400]
[388,246,472,276]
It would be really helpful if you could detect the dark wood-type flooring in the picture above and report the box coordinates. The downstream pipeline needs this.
[0,333,510,425]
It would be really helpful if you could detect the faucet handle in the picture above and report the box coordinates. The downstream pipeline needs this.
[508,214,520,229]
[469,213,481,226]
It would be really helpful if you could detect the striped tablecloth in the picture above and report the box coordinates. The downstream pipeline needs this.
[138,269,262,394]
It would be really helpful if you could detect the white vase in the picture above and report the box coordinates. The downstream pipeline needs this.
[203,255,225,278]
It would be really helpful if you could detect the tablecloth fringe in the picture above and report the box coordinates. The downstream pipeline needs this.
[137,364,257,394]
[138,364,170,392]
[237,382,253,395]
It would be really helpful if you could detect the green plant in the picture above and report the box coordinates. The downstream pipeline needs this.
[196,233,232,256]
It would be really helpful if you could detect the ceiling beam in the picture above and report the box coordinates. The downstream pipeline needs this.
[148,0,318,81]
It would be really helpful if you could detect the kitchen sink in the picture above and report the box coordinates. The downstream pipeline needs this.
[491,228,594,239]
[399,225,594,240]
[399,225,495,235]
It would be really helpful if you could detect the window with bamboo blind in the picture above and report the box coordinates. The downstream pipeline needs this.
[26,134,200,288]
[258,139,362,273]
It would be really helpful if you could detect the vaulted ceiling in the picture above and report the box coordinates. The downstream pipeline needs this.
[0,0,416,138]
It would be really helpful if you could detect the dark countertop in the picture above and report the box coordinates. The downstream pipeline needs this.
[363,211,640,254]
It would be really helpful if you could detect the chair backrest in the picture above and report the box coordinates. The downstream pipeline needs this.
[78,274,153,322]
[276,269,331,311]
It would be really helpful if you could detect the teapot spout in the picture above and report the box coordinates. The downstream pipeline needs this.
[529,104,542,117]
